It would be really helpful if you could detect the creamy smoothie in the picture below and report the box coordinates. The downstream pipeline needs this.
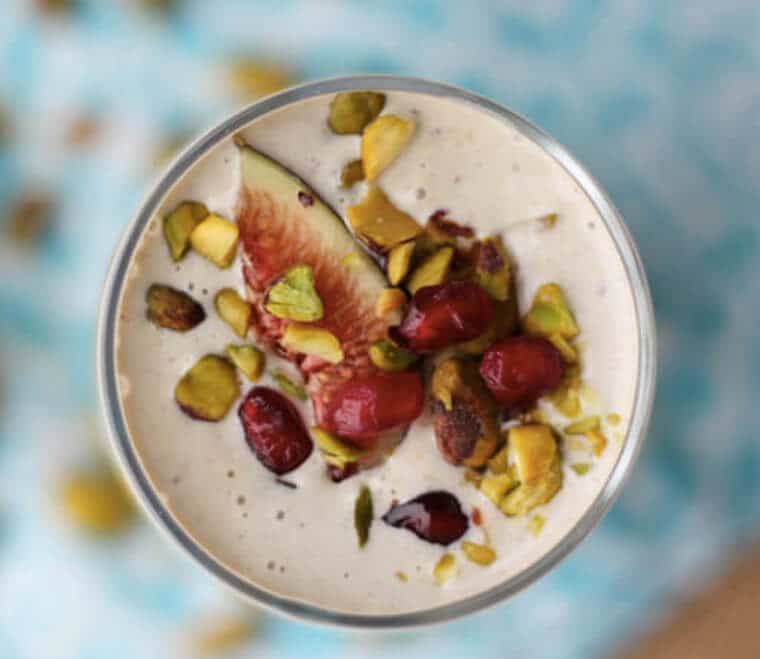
[115,90,639,616]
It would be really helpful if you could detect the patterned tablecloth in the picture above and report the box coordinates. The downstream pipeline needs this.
[1,2,759,658]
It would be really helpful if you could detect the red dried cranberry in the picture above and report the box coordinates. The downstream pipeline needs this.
[297,191,314,207]
[395,280,493,352]
[478,241,504,273]
[479,336,564,410]
[429,209,474,238]
[238,387,313,474]
[382,491,469,545]
[327,462,358,483]
[317,372,425,448]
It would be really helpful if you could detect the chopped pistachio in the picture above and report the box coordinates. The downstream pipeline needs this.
[522,283,578,339]
[528,514,546,536]
[189,214,239,268]
[368,339,416,372]
[500,454,563,517]
[539,213,559,230]
[585,430,608,457]
[509,424,558,485]
[548,333,578,363]
[265,264,324,322]
[395,571,408,583]
[328,91,386,135]
[375,287,407,319]
[346,185,422,251]
[580,383,602,411]
[175,355,240,421]
[227,60,291,98]
[606,413,622,426]
[406,246,454,294]
[163,201,208,261]
[354,485,373,548]
[480,471,517,507]
[486,446,509,474]
[273,371,307,401]
[461,541,496,566]
[146,284,206,332]
[361,114,416,181]
[340,159,365,187]
[387,240,416,285]
[433,553,457,585]
[59,469,134,535]
[225,344,265,381]
[564,416,601,435]
[571,463,592,476]
[312,427,369,468]
[281,324,343,364]
[463,469,483,488]
[475,236,512,302]
[214,288,252,338]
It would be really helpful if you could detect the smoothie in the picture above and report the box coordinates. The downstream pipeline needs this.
[114,89,639,616]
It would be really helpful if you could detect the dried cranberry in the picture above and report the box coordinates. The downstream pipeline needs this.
[238,387,313,474]
[479,336,564,410]
[429,209,474,238]
[382,491,469,545]
[478,241,504,273]
[297,191,314,207]
[317,372,425,448]
[327,462,358,483]
[395,280,493,352]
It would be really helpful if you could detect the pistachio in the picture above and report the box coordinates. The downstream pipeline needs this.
[227,60,291,98]
[548,333,578,363]
[522,283,578,339]
[486,445,509,474]
[265,264,324,322]
[59,469,134,535]
[480,471,517,507]
[500,454,562,517]
[340,159,365,187]
[406,246,454,295]
[354,485,373,548]
[146,284,206,332]
[528,514,546,536]
[433,553,457,585]
[375,287,407,319]
[273,371,307,401]
[328,91,386,135]
[463,468,483,488]
[225,344,265,381]
[368,339,417,372]
[189,213,239,268]
[548,365,582,418]
[174,355,240,421]
[564,416,601,435]
[460,541,496,566]
[571,462,592,476]
[346,185,422,252]
[509,424,558,485]
[585,429,608,457]
[395,571,408,582]
[475,236,512,302]
[361,114,415,181]
[387,240,416,285]
[214,288,251,338]
[312,427,369,468]
[539,213,559,230]
[281,324,343,364]
[163,201,208,262]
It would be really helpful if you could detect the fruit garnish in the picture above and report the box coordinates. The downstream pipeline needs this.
[564,416,600,435]
[146,284,206,332]
[433,553,457,585]
[311,427,369,468]
[479,336,564,410]
[354,485,373,548]
[431,358,500,468]
[585,429,608,457]
[382,491,469,545]
[225,344,265,381]
[480,470,517,506]
[281,324,344,364]
[327,91,386,135]
[361,114,415,181]
[317,372,424,447]
[461,541,496,566]
[340,159,365,187]
[522,283,578,339]
[238,386,313,474]
[571,463,591,476]
[426,209,474,240]
[163,201,208,262]
[272,371,307,401]
[346,185,422,252]
[474,236,511,302]
[387,240,416,285]
[528,514,546,536]
[375,287,407,319]
[190,213,239,268]
[548,333,578,363]
[263,264,324,322]
[406,246,455,295]
[174,355,240,421]
[214,288,252,338]
[59,469,134,535]
[395,280,493,353]
[368,339,417,372]
[227,60,291,98]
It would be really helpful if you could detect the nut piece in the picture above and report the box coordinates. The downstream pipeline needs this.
[548,364,582,418]
[509,424,558,485]
[340,159,365,187]
[174,355,240,421]
[486,445,509,474]
[146,284,206,332]
[564,415,600,435]
[375,287,407,319]
[585,429,608,457]
[225,344,265,381]
[281,324,344,364]
[461,541,496,566]
[548,333,578,363]
[431,358,501,468]
[522,283,578,339]
[406,246,455,295]
[354,485,374,548]
[500,454,562,517]
[433,553,457,585]
[346,185,422,252]
[312,427,369,468]
[387,240,416,285]
[265,264,324,322]
[163,201,208,261]
[362,115,416,182]
[214,288,252,338]
[475,236,512,302]
[328,91,386,135]
[480,470,517,507]
[189,213,239,268]
[273,371,307,401]
[60,469,134,534]
[571,462,591,476]
[368,339,417,372]
[528,514,546,536]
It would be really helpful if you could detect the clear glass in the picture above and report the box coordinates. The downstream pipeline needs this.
[96,75,656,629]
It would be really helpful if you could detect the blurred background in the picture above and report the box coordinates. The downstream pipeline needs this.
[1,1,759,658]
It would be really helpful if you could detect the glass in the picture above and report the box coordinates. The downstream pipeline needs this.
[96,75,657,628]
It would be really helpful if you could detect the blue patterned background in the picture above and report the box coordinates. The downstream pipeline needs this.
[1,1,759,658]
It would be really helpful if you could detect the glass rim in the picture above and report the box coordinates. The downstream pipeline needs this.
[96,74,657,630]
